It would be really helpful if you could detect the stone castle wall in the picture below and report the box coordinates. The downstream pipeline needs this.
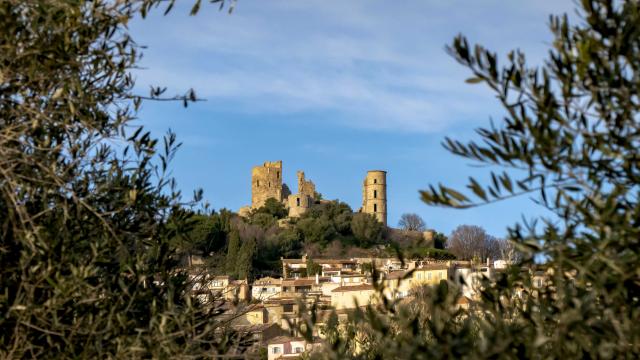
[287,194,313,217]
[297,171,316,198]
[251,161,283,209]
[243,161,388,226]
[286,171,317,217]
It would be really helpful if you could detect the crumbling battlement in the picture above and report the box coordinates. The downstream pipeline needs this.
[297,171,316,198]
[287,193,313,218]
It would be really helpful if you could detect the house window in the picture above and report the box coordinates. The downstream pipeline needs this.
[283,304,294,313]
[296,197,300,206]
[273,347,281,354]
[428,273,432,280]
[374,204,377,212]
[295,347,303,353]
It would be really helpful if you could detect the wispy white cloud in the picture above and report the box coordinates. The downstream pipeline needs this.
[130,0,574,133]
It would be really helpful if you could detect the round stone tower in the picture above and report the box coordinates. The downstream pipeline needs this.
[362,170,387,226]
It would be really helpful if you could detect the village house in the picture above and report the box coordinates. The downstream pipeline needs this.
[282,255,358,279]
[381,263,452,300]
[252,277,283,300]
[232,323,285,351]
[382,270,412,299]
[267,336,319,360]
[318,273,369,296]
[412,263,450,287]
[190,274,250,303]
[281,277,325,297]
[263,298,298,332]
[330,284,377,310]
[240,304,270,325]
[329,273,368,285]
[451,264,494,300]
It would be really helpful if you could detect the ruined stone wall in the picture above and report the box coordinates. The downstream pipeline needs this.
[244,162,388,225]
[284,171,316,217]
[251,161,283,209]
[287,194,312,217]
[362,170,387,225]
[297,171,316,198]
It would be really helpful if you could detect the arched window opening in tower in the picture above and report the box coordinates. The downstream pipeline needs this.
[374,204,377,212]
[374,190,377,199]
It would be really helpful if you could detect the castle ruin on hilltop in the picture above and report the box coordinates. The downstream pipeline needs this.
[239,161,387,225]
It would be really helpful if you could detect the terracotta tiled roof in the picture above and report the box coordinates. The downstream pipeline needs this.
[331,284,375,293]
[416,264,449,271]
[282,258,357,265]
[317,259,357,265]
[457,296,471,305]
[385,271,407,280]
[322,266,341,271]
[267,336,305,345]
[263,298,297,305]
[282,279,315,286]
[253,277,282,286]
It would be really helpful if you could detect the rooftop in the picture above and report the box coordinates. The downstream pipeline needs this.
[267,336,306,345]
[385,270,407,280]
[282,258,357,265]
[415,264,449,271]
[331,284,375,293]
[253,277,282,285]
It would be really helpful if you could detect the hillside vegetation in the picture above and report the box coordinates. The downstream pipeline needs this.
[173,198,451,279]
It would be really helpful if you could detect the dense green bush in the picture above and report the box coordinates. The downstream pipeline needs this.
[250,197,288,220]
[350,213,385,247]
[0,1,238,357]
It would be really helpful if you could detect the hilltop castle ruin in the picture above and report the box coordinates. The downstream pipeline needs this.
[239,161,387,225]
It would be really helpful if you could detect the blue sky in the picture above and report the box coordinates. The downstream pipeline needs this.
[129,0,576,238]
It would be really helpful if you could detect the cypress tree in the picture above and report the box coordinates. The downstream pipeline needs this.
[225,230,240,278]
[236,237,256,280]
